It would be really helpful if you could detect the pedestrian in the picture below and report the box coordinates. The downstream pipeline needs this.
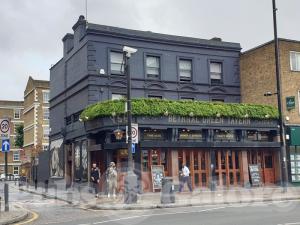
[106,162,118,198]
[179,164,192,192]
[91,163,100,198]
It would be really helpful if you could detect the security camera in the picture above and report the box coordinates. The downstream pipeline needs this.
[123,46,137,57]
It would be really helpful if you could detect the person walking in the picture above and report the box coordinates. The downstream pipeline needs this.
[91,163,100,198]
[106,162,118,198]
[179,164,192,192]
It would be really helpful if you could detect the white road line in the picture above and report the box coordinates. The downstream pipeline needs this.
[91,206,226,224]
[278,223,300,225]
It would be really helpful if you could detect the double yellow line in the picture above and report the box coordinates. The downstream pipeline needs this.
[13,204,39,225]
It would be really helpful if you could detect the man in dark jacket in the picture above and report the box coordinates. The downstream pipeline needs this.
[91,163,100,198]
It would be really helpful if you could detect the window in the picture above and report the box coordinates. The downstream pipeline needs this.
[146,56,160,79]
[211,98,224,103]
[112,93,126,100]
[13,151,20,161]
[65,116,72,125]
[43,91,50,103]
[43,145,48,151]
[179,59,192,81]
[43,108,49,120]
[290,146,300,182]
[110,51,124,74]
[13,166,19,175]
[148,95,162,99]
[181,97,194,100]
[14,109,21,119]
[43,126,49,139]
[290,52,300,71]
[210,62,222,84]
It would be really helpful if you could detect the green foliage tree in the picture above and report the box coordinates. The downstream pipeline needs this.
[15,124,24,148]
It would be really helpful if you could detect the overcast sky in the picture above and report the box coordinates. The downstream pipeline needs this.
[0,0,299,100]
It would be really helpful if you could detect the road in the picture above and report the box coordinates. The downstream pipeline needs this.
[2,182,300,225]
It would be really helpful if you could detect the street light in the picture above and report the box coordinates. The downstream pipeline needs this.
[270,0,288,191]
[123,46,138,204]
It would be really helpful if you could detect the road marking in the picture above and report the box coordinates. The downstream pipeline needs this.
[278,223,300,225]
[91,206,226,224]
[14,204,39,225]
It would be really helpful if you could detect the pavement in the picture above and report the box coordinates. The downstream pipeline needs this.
[18,182,300,210]
[0,204,28,225]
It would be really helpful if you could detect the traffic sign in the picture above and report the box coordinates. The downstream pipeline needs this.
[2,140,10,152]
[126,123,139,144]
[0,119,10,140]
[132,144,135,154]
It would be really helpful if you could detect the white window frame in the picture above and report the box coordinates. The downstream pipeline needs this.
[13,166,19,175]
[42,91,50,103]
[210,62,223,84]
[43,126,49,139]
[111,93,126,100]
[13,151,20,161]
[290,51,300,72]
[14,109,21,119]
[43,107,50,120]
[110,51,125,75]
[146,55,160,79]
[179,59,192,81]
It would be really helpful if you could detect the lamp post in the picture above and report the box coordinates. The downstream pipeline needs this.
[123,46,138,204]
[271,0,288,191]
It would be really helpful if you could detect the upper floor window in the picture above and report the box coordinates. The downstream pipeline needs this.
[110,51,124,75]
[148,95,162,99]
[43,91,50,103]
[14,109,21,119]
[13,151,20,161]
[43,126,49,139]
[112,93,126,100]
[210,62,223,85]
[211,98,224,103]
[146,56,160,79]
[43,108,49,120]
[179,59,192,81]
[290,51,300,71]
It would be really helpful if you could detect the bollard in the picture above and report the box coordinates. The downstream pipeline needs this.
[4,183,9,212]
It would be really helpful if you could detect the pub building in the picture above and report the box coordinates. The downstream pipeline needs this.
[49,16,281,192]
[80,100,281,191]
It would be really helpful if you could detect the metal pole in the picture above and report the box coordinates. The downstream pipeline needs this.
[4,151,9,211]
[4,152,7,180]
[272,0,288,191]
[125,54,133,172]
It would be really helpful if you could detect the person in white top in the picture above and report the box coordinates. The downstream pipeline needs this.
[179,164,193,192]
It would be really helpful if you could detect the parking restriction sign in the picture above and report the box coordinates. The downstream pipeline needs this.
[0,119,10,140]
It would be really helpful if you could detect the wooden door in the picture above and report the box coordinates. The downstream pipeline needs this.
[263,153,275,184]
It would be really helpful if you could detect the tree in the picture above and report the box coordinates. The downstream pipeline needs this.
[15,124,24,148]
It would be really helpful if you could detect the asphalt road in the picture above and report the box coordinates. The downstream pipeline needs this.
[2,182,300,225]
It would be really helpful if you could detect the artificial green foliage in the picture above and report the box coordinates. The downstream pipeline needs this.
[15,124,24,148]
[80,98,279,121]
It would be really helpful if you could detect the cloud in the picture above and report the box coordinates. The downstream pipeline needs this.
[0,0,300,100]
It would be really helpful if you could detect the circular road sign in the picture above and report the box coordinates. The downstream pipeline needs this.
[132,126,138,138]
[0,120,9,133]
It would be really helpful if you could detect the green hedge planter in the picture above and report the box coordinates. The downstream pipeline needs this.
[80,98,279,121]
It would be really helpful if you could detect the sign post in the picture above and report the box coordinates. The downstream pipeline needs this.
[0,118,10,212]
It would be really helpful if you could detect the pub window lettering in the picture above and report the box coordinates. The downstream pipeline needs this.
[210,62,223,85]
[290,51,300,71]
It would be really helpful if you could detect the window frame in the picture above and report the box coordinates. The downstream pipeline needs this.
[14,109,21,119]
[209,60,224,85]
[42,91,50,103]
[111,93,126,100]
[43,126,50,139]
[144,54,161,80]
[178,57,193,82]
[43,107,49,120]
[290,51,300,72]
[13,151,20,161]
[109,49,125,76]
[13,166,19,175]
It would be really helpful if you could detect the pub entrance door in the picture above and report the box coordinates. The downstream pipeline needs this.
[214,150,241,187]
[178,149,209,189]
[248,150,276,185]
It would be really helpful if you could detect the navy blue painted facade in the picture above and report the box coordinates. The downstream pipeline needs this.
[50,16,241,141]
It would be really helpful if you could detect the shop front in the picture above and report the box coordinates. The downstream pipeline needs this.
[80,114,281,192]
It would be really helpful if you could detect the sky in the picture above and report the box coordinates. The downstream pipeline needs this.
[0,0,299,100]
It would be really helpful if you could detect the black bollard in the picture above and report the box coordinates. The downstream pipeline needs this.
[4,183,9,212]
